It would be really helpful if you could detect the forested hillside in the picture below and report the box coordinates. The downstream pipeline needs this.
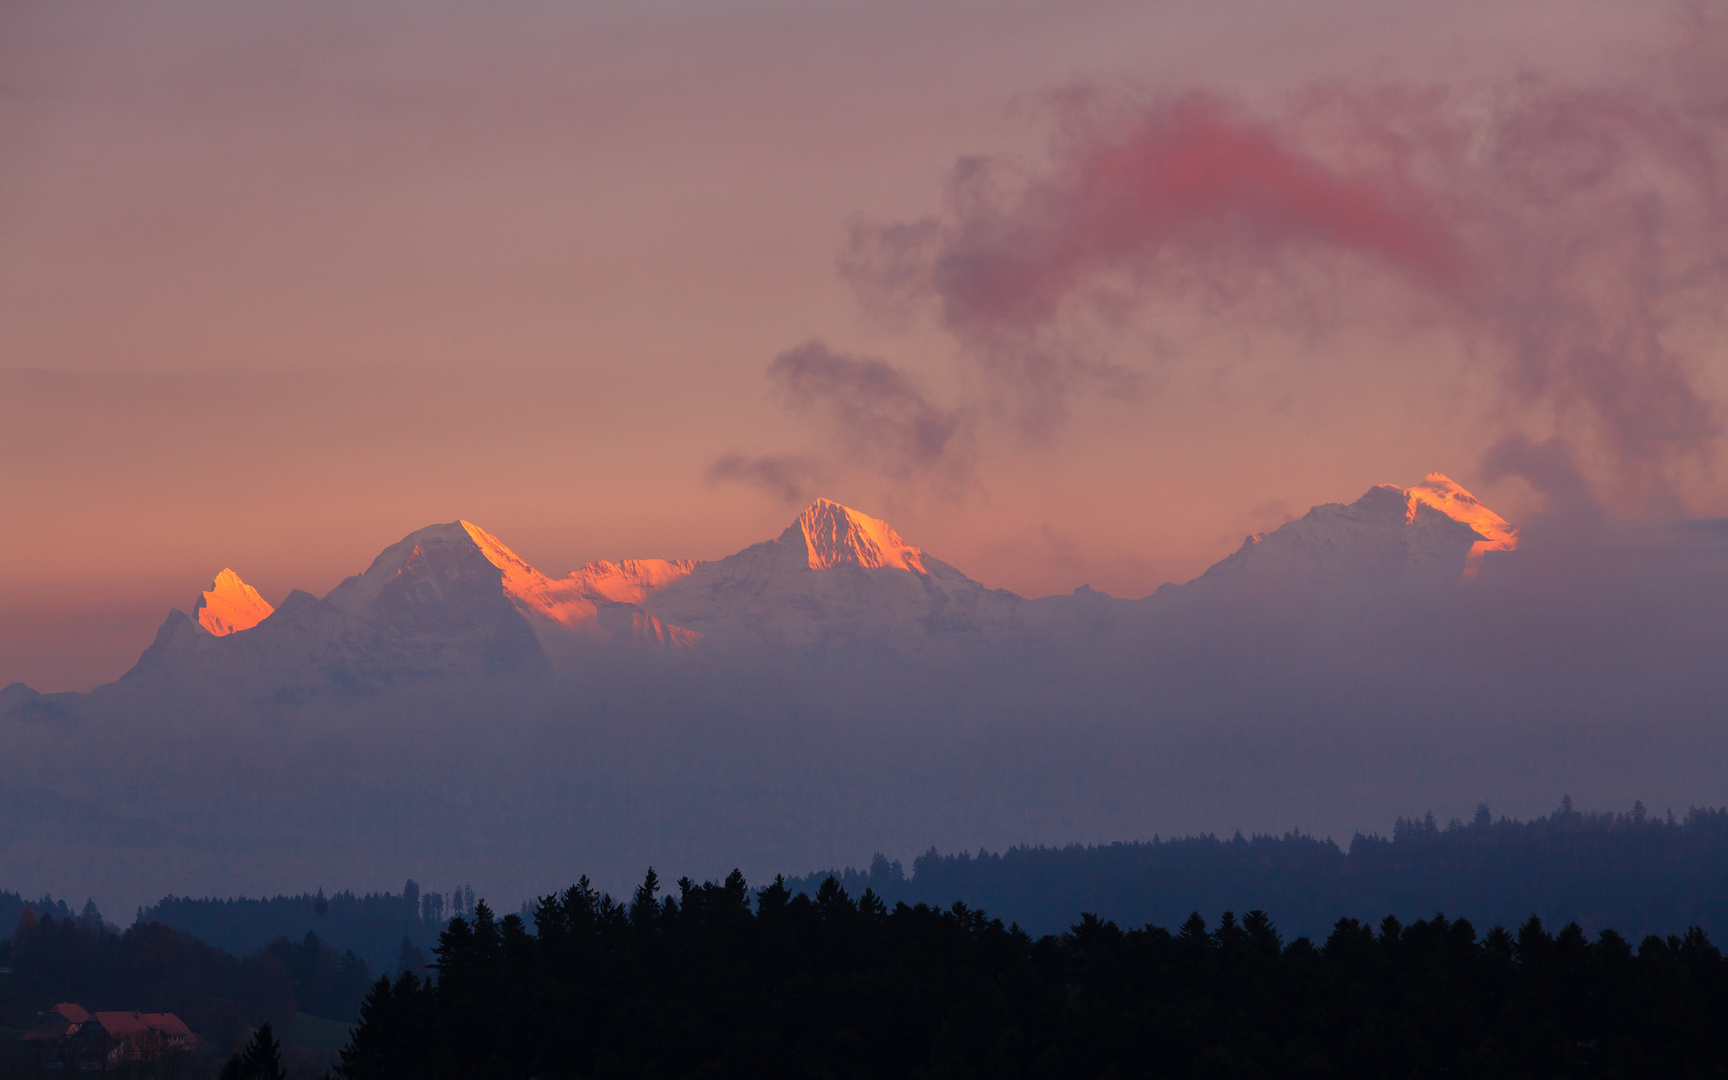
[335,871,1728,1078]
[0,892,72,940]
[787,803,1728,939]
[0,913,373,1054]
[138,881,464,970]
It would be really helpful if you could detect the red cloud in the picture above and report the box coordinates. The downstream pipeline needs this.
[842,23,1728,510]
[933,92,1461,338]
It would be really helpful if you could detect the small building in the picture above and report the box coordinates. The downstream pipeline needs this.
[21,1003,200,1070]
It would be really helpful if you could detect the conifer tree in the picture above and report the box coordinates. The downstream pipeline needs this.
[220,1022,287,1080]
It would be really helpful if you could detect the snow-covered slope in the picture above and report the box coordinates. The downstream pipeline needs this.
[1192,474,1511,590]
[1404,473,1519,571]
[454,521,700,658]
[642,498,1020,652]
[567,558,698,604]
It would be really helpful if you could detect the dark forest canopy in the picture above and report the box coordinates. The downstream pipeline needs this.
[786,802,1728,940]
[337,871,1728,1079]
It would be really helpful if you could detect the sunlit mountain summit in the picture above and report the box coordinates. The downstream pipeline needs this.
[195,569,275,636]
[1404,473,1519,569]
[126,518,703,692]
[450,520,699,657]
[1193,473,1517,589]
[791,498,932,572]
[639,498,1019,652]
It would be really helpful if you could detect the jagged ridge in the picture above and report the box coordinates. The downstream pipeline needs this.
[1199,473,1513,587]
[103,477,1517,692]
[196,569,274,636]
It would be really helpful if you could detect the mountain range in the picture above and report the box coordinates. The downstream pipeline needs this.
[3,473,1516,706]
[7,469,1728,924]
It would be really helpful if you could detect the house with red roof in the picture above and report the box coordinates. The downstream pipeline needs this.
[20,1003,200,1069]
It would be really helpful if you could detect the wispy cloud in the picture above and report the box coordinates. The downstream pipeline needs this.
[711,342,974,501]
[705,453,826,506]
[768,342,969,479]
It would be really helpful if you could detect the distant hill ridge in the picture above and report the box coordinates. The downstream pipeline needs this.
[136,882,466,971]
[784,802,1728,942]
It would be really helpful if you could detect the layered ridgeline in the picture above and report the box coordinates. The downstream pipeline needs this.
[785,803,1728,942]
[3,474,1516,704]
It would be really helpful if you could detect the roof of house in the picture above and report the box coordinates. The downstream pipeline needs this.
[19,1004,93,1041]
[90,1012,197,1042]
[20,1006,196,1046]
[144,1014,196,1041]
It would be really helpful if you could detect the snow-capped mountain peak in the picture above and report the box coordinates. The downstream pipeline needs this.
[455,520,595,629]
[195,569,274,636]
[460,519,541,599]
[785,498,930,573]
[638,498,1006,651]
[323,522,496,616]
[1403,473,1518,567]
[1196,474,1516,588]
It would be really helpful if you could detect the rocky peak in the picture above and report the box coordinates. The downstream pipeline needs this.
[195,569,274,636]
[784,498,930,573]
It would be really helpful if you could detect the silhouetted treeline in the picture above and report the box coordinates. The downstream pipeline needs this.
[788,802,1728,940]
[139,880,463,971]
[1,909,372,1051]
[0,892,72,942]
[335,870,1728,1078]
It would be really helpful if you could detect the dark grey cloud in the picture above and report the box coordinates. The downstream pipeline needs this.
[1482,434,1606,544]
[761,340,973,490]
[707,341,972,500]
[706,453,826,506]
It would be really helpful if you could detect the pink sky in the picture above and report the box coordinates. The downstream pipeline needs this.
[4,0,1723,691]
